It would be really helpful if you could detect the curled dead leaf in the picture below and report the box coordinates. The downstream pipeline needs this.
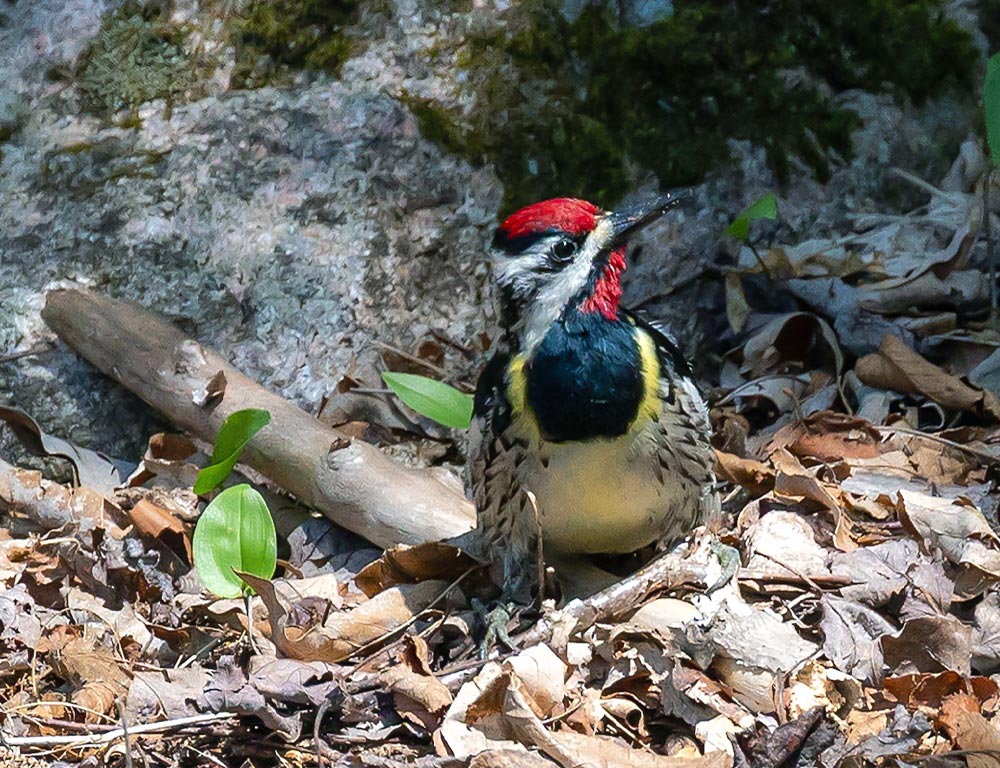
[243,571,458,663]
[356,541,484,597]
[715,451,775,496]
[856,335,1000,420]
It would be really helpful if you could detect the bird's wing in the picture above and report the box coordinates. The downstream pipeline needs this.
[467,350,513,540]
[466,348,538,594]
[624,309,721,533]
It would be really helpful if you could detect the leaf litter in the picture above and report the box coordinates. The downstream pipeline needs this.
[6,144,1000,767]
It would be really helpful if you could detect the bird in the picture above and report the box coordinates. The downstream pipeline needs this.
[467,194,720,602]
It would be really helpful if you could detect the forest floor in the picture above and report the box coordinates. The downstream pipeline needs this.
[3,141,1000,768]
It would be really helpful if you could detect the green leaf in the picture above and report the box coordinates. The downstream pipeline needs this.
[193,408,271,495]
[986,52,1000,165]
[381,372,474,430]
[192,484,277,598]
[726,192,778,241]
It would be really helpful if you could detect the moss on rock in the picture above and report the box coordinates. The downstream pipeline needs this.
[229,0,359,89]
[419,0,978,213]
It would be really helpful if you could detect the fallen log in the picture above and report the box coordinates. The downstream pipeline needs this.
[42,289,476,549]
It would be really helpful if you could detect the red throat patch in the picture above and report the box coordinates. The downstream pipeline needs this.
[581,246,626,320]
[496,198,600,243]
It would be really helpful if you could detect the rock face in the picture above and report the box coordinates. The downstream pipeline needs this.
[0,0,503,462]
[0,0,984,466]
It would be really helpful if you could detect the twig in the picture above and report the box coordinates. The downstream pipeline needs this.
[528,490,545,606]
[40,289,475,550]
[874,424,1000,465]
[12,717,116,733]
[314,699,334,768]
[753,551,826,594]
[118,699,134,768]
[244,593,260,655]
[342,567,475,663]
[518,549,707,647]
[739,570,853,588]
[714,374,811,407]
[2,711,236,749]
[0,342,56,363]
[374,340,449,378]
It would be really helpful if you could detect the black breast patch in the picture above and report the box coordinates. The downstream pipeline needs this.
[526,314,643,442]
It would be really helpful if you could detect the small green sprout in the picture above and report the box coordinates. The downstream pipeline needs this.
[726,192,778,241]
[193,408,271,496]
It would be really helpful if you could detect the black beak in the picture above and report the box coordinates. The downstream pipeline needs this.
[607,191,689,243]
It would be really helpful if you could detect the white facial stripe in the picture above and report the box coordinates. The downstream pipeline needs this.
[493,217,613,353]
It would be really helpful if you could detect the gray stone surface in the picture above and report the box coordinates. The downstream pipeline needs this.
[0,0,982,467]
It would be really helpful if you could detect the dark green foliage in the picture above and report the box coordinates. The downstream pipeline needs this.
[77,4,192,115]
[980,0,1000,52]
[230,0,359,88]
[417,0,977,213]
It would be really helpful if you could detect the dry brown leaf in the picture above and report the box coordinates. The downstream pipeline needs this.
[884,672,999,709]
[859,267,985,315]
[48,630,130,723]
[469,751,557,768]
[844,709,889,746]
[694,715,742,758]
[744,511,831,581]
[356,541,484,597]
[784,661,844,721]
[127,498,192,563]
[602,696,650,739]
[0,406,132,494]
[740,313,843,380]
[127,432,203,489]
[0,457,126,533]
[896,490,1000,598]
[148,432,199,461]
[714,451,775,496]
[771,449,855,551]
[506,644,568,719]
[382,636,454,730]
[881,615,972,677]
[769,411,883,464]
[938,693,1000,768]
[502,670,731,768]
[856,335,1000,420]
[244,572,456,662]
[441,662,524,757]
[672,664,755,727]
[725,272,751,334]
[273,572,344,612]
[629,598,699,633]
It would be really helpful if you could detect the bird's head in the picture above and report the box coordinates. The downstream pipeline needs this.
[490,194,686,350]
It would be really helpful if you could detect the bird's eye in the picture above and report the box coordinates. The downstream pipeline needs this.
[551,238,577,262]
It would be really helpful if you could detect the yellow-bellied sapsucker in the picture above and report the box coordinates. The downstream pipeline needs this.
[469,195,719,597]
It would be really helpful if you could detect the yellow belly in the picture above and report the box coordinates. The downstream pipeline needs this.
[525,431,677,554]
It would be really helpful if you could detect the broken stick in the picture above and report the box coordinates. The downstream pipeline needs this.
[42,289,475,549]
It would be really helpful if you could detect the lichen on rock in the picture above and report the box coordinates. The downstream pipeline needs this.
[77,3,194,116]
